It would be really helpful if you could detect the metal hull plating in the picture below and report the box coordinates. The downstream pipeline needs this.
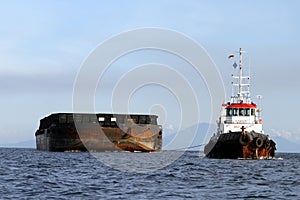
[35,113,162,152]
[204,131,276,159]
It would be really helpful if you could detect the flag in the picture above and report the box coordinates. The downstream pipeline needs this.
[228,54,234,59]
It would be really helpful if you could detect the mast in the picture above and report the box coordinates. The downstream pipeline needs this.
[230,48,251,103]
[238,48,243,102]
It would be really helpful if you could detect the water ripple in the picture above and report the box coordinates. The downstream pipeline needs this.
[0,149,299,199]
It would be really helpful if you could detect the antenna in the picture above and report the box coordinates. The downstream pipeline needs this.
[238,48,247,102]
[256,95,262,106]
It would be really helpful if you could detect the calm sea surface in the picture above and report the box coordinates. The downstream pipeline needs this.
[0,148,299,199]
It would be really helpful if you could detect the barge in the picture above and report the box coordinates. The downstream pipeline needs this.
[35,113,162,152]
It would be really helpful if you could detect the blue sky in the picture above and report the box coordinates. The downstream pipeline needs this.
[0,1,299,152]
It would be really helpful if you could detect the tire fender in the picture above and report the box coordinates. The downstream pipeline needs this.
[256,137,264,148]
[239,132,253,146]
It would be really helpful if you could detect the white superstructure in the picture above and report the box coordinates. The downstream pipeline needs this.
[217,48,263,135]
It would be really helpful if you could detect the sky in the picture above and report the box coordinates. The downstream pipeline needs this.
[0,0,299,152]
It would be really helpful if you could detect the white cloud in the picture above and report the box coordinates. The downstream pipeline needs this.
[162,124,177,137]
[270,128,300,143]
[167,124,174,131]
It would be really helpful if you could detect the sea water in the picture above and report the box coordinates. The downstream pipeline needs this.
[0,148,299,199]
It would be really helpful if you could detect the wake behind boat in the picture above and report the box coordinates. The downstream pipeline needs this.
[204,48,276,159]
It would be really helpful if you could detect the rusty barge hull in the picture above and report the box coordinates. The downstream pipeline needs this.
[204,131,276,159]
[35,113,162,152]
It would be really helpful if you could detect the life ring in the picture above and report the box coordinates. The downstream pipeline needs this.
[256,137,264,148]
[239,132,253,146]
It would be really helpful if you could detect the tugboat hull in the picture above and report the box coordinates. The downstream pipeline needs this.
[204,131,276,159]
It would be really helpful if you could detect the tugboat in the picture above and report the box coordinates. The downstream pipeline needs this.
[204,48,276,159]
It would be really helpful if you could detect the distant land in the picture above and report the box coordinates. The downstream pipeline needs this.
[271,136,300,153]
[0,124,299,153]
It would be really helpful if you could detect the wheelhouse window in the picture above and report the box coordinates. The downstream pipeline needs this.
[226,108,232,116]
[245,108,250,116]
[233,108,238,116]
[228,108,253,116]
[239,108,245,116]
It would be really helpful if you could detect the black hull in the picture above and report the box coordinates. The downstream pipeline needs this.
[204,131,276,159]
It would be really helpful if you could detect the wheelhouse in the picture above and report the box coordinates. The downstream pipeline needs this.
[226,103,256,117]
